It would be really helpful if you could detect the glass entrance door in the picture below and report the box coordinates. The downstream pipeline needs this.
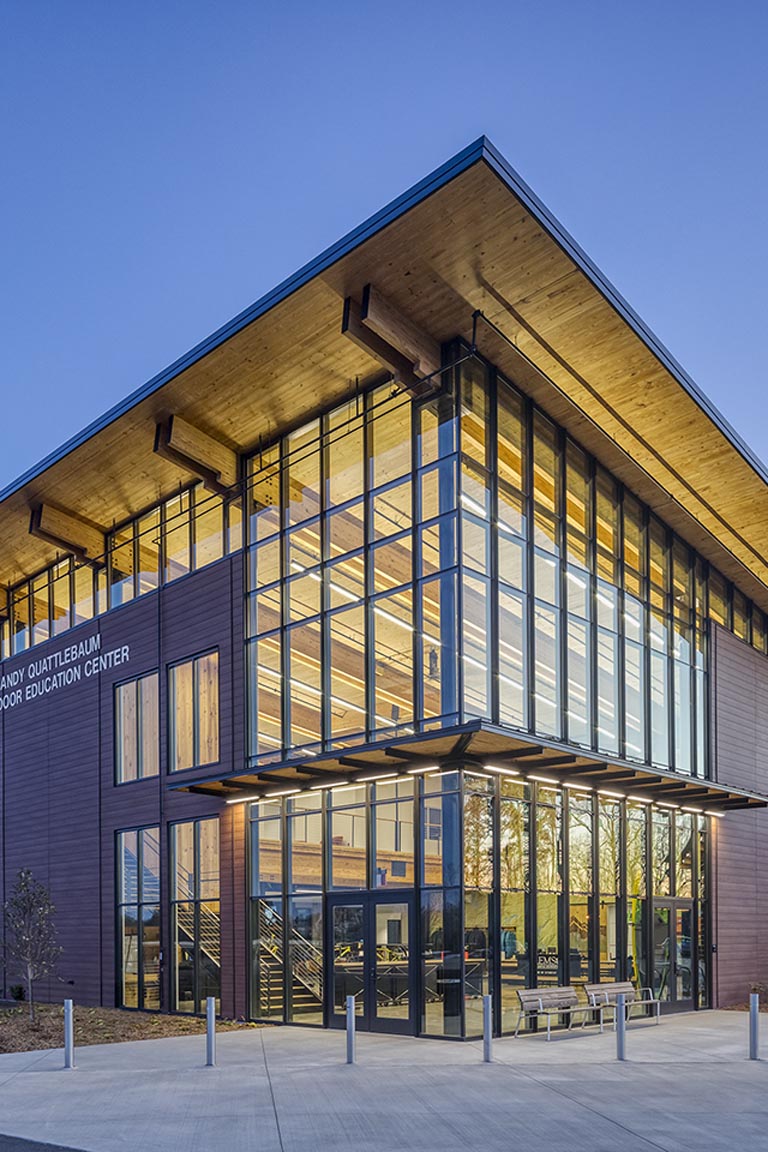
[327,892,415,1033]
[652,900,694,1010]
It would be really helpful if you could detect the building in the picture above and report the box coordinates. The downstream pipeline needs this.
[1,137,767,1037]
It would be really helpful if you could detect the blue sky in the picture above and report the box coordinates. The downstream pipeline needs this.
[2,0,767,488]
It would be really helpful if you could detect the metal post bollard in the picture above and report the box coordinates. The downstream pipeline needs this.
[749,992,760,1060]
[483,994,493,1062]
[206,996,216,1067]
[64,999,75,1069]
[616,992,626,1061]
[346,995,356,1064]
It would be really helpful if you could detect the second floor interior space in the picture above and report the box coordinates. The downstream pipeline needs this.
[4,344,768,793]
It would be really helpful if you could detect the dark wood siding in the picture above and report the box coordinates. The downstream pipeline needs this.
[0,554,244,1015]
[713,624,768,1005]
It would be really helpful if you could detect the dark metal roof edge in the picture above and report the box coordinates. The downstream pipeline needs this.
[4,133,767,509]
[0,137,489,506]
[479,138,768,491]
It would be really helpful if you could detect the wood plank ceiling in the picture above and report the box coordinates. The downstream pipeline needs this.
[2,153,768,611]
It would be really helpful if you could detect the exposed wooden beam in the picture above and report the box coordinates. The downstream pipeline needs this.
[524,755,577,771]
[549,763,610,778]
[652,788,717,802]
[188,785,227,797]
[597,771,647,784]
[29,503,105,566]
[154,414,239,496]
[482,746,545,762]
[220,779,264,791]
[292,763,338,778]
[621,777,675,790]
[342,297,432,397]
[360,284,441,380]
[382,748,434,763]
[339,756,388,770]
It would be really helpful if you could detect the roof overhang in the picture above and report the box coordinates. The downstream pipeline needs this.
[3,137,768,610]
[168,721,767,814]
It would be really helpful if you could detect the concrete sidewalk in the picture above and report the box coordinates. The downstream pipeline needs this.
[0,1011,767,1151]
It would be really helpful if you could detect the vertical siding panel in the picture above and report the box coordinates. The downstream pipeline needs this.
[714,625,768,1005]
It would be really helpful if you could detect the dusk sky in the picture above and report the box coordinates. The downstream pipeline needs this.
[2,1,767,490]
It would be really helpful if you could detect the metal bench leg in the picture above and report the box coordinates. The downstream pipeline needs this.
[655,1000,660,1024]
[547,1014,551,1042]
[599,1006,604,1034]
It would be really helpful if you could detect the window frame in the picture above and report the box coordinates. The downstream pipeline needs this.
[114,670,160,785]
[168,649,221,773]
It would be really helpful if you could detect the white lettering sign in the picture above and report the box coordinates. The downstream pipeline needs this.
[0,634,132,713]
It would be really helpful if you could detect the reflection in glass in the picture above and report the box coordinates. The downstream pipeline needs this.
[421,888,462,1036]
[332,903,365,1015]
[464,889,491,1035]
[500,891,528,1031]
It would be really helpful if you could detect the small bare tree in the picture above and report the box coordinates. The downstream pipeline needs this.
[4,869,62,1022]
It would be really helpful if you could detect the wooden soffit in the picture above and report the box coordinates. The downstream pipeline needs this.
[1,138,767,608]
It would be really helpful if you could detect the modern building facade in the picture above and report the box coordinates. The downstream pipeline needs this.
[1,138,768,1036]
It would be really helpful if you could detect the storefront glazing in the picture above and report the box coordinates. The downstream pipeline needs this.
[248,771,709,1036]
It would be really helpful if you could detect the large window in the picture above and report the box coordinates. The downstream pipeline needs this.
[117,826,160,1010]
[171,817,220,1013]
[169,652,219,771]
[246,384,459,763]
[115,672,159,783]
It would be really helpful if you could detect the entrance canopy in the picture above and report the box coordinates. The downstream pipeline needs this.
[169,719,765,814]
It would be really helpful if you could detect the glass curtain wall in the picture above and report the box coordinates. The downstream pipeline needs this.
[453,349,713,777]
[247,770,710,1035]
[238,345,768,781]
[246,383,458,763]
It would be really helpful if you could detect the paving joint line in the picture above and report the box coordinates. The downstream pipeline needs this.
[260,1031,286,1152]
[507,1061,681,1152]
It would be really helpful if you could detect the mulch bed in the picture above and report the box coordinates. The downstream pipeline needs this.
[0,1003,262,1053]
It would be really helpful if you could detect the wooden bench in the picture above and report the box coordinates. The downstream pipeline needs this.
[584,981,661,1031]
[514,986,592,1040]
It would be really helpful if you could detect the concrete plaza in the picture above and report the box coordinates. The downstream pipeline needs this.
[0,1010,767,1152]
